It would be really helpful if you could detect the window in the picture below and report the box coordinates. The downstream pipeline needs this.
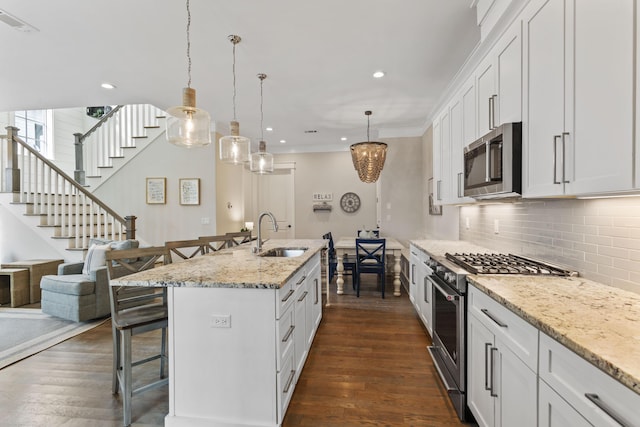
[14,109,52,157]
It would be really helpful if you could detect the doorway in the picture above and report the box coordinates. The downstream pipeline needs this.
[251,163,295,239]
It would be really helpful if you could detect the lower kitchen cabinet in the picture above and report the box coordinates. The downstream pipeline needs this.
[409,244,433,337]
[539,379,592,427]
[467,285,537,427]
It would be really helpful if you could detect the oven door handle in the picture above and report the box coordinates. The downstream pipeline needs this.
[430,276,459,301]
[427,346,458,393]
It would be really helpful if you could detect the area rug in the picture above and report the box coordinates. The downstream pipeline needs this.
[0,308,109,370]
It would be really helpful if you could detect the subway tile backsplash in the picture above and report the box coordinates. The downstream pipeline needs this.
[459,198,640,294]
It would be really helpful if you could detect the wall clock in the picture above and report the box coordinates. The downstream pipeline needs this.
[340,192,361,213]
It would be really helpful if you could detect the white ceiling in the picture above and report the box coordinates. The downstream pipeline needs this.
[0,1,480,153]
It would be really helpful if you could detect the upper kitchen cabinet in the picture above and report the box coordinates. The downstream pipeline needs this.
[450,77,477,204]
[433,108,451,204]
[476,19,523,137]
[522,0,634,197]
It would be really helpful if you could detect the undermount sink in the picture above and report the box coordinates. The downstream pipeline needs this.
[259,247,308,258]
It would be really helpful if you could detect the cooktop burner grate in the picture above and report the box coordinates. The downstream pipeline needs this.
[444,253,578,276]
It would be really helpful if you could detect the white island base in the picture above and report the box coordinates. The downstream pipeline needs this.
[164,252,322,427]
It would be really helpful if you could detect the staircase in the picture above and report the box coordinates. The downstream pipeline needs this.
[1,105,163,262]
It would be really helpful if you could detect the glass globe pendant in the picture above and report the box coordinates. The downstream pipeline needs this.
[250,73,274,174]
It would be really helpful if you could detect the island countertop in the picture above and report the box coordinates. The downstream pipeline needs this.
[468,274,640,395]
[110,239,326,289]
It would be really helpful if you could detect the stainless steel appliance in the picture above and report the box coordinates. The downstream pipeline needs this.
[464,122,522,199]
[426,252,576,422]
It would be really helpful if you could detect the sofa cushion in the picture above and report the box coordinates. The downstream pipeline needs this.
[40,274,96,296]
[82,243,111,275]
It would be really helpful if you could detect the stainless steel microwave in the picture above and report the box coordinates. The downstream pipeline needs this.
[463,122,522,199]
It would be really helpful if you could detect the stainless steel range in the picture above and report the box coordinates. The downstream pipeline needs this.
[426,252,576,422]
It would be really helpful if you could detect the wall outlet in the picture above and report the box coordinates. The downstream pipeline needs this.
[210,314,231,328]
[494,219,500,234]
[201,217,210,225]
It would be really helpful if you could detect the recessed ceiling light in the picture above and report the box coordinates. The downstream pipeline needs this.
[101,83,116,89]
[280,139,286,144]
[341,137,347,141]
[266,127,273,132]
[373,71,385,79]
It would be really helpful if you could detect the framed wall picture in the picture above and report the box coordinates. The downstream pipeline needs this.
[146,177,166,204]
[179,178,200,205]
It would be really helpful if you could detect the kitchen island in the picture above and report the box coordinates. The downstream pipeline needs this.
[110,239,326,427]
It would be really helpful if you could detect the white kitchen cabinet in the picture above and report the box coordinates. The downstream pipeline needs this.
[522,0,634,197]
[433,109,451,204]
[476,18,522,137]
[310,262,322,335]
[539,379,592,427]
[409,247,420,310]
[467,284,537,427]
[539,332,640,427]
[409,245,432,336]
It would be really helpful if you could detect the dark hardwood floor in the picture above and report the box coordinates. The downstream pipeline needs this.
[0,275,471,426]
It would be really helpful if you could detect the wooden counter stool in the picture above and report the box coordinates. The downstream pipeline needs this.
[0,268,30,307]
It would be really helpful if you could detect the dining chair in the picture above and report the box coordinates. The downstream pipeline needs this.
[199,235,235,253]
[355,238,386,298]
[323,232,356,284]
[165,238,207,263]
[106,246,170,427]
[225,231,253,247]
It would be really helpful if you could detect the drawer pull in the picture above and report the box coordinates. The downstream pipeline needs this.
[281,289,295,303]
[298,291,308,302]
[585,393,631,427]
[282,325,295,343]
[283,369,296,393]
[296,275,307,286]
[481,308,507,328]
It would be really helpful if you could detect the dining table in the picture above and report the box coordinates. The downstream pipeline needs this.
[330,236,404,300]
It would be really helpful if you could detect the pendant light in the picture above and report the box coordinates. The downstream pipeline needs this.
[166,0,211,147]
[350,111,388,183]
[250,73,274,174]
[219,35,250,164]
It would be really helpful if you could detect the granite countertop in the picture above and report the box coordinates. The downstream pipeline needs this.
[409,239,497,258]
[110,239,326,290]
[470,274,640,395]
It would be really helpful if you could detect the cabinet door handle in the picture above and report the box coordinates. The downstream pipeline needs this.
[488,96,493,130]
[585,393,631,427]
[490,347,498,397]
[457,172,463,198]
[491,94,498,129]
[314,278,319,304]
[281,289,295,303]
[562,132,570,183]
[423,277,429,303]
[283,369,296,393]
[298,290,308,302]
[282,324,295,342]
[411,264,415,284]
[481,308,508,328]
[485,140,491,182]
[296,275,307,286]
[553,135,562,184]
[437,180,442,200]
[484,343,492,391]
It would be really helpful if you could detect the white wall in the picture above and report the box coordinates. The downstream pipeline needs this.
[93,132,218,246]
[51,108,86,175]
[274,151,377,240]
[378,136,424,246]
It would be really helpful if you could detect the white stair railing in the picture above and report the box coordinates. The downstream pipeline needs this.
[1,126,136,250]
[77,104,166,183]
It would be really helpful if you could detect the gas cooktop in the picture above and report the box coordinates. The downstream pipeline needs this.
[444,253,578,276]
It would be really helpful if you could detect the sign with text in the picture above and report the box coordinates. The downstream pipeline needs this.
[312,192,332,201]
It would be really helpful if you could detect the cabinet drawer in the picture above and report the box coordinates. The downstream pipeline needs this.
[276,278,296,320]
[539,332,639,427]
[276,306,295,371]
[277,349,296,421]
[468,285,538,371]
[539,378,592,427]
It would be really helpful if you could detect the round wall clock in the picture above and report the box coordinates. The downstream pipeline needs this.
[340,192,361,213]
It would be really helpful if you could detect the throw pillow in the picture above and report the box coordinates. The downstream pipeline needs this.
[82,243,111,275]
